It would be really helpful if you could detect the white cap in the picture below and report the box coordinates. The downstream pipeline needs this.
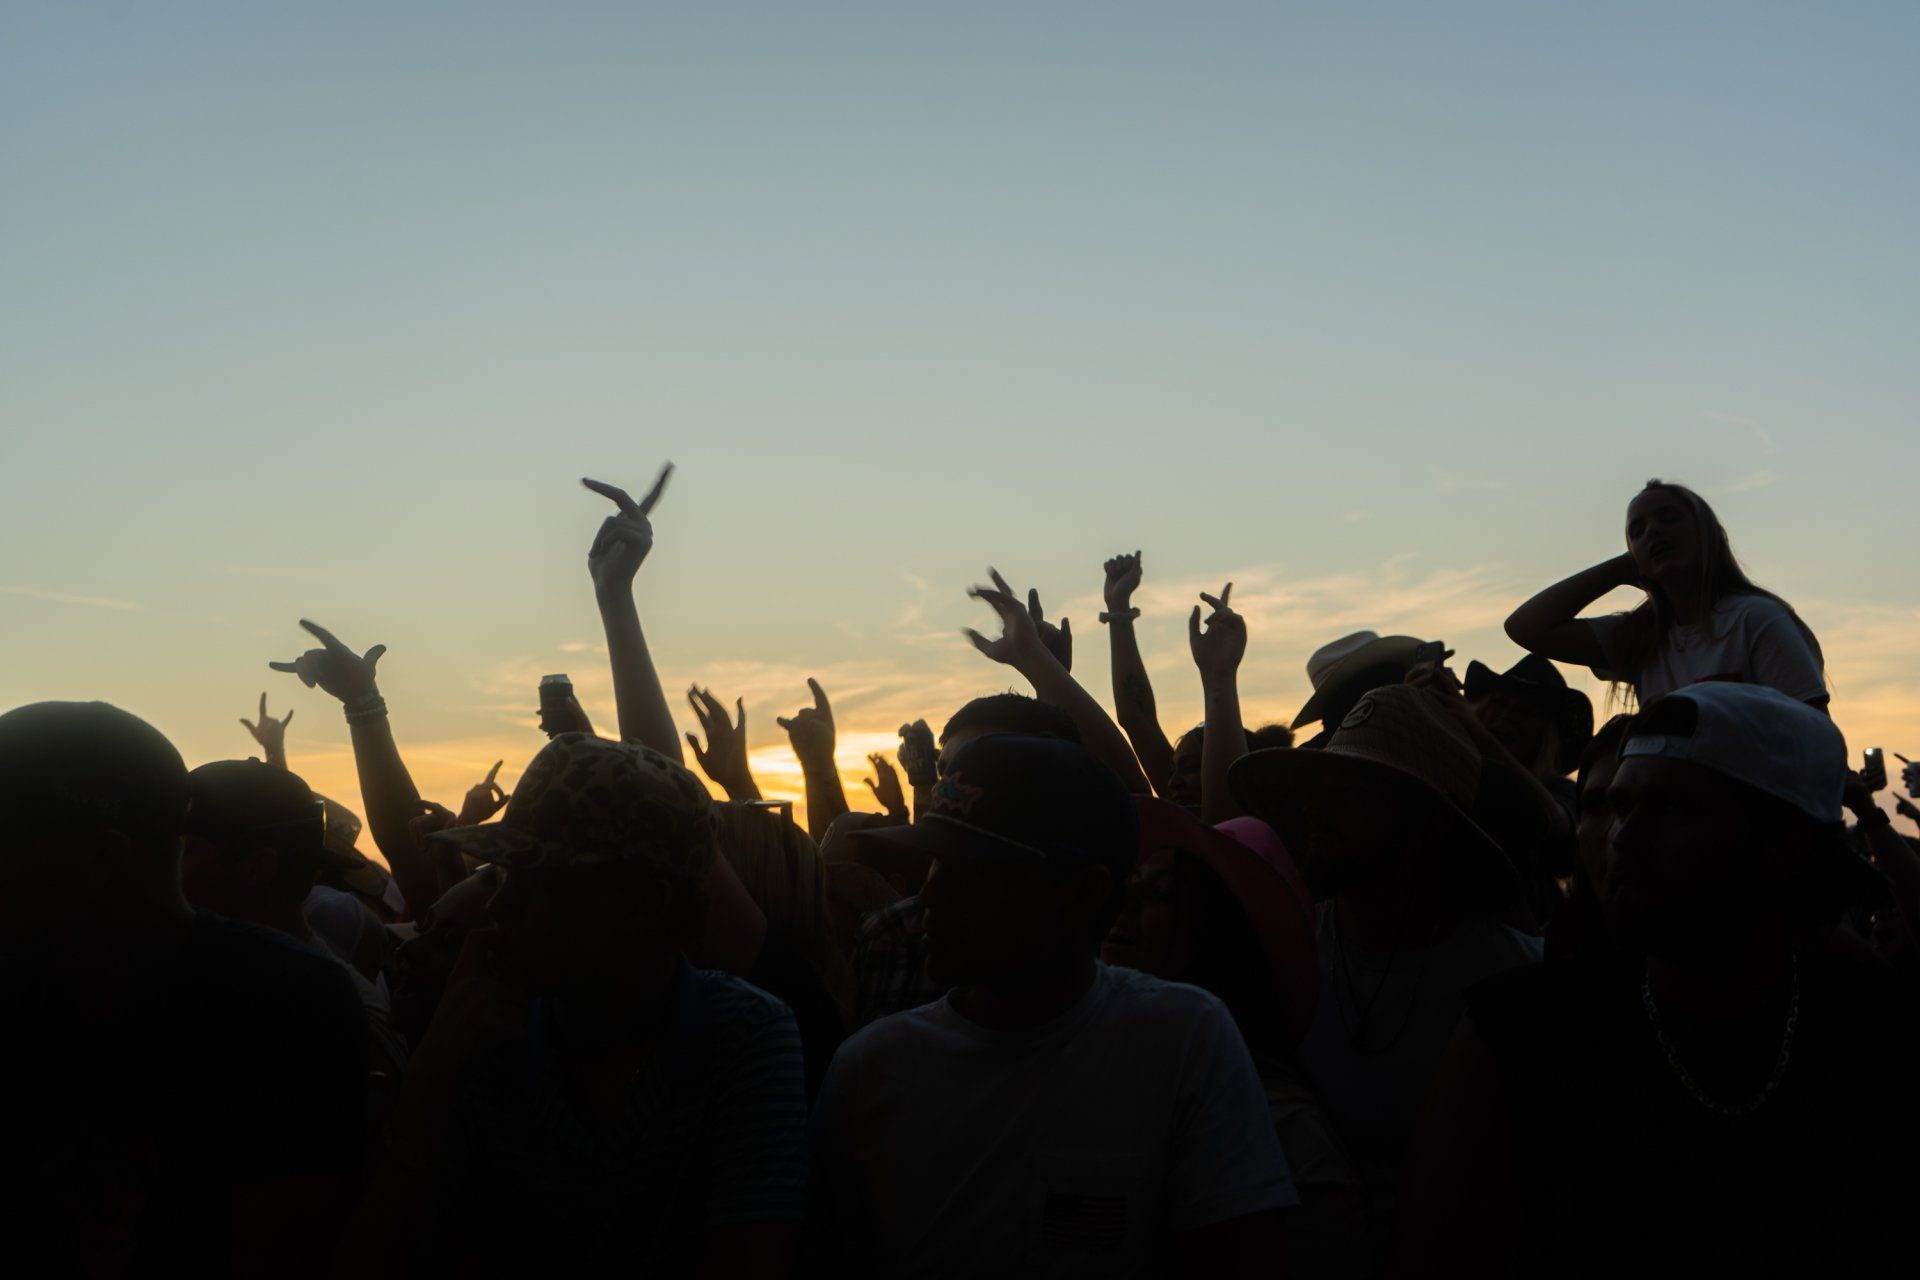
[1621,682,1846,824]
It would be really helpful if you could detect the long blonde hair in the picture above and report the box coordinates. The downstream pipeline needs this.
[1611,479,1824,705]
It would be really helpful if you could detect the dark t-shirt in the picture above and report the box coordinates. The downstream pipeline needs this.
[1469,952,1920,1276]
[4,912,368,1275]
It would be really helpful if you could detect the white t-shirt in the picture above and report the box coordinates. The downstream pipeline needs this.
[809,962,1297,1278]
[1587,593,1826,705]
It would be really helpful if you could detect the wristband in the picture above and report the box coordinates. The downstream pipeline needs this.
[344,695,389,725]
[1099,608,1142,624]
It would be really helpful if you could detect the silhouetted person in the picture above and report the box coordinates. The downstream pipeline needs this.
[810,734,1295,1277]
[1506,478,1827,710]
[1403,683,1920,1276]
[0,702,366,1278]
[357,734,807,1277]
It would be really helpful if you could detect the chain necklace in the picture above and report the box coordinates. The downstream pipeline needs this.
[1640,955,1798,1118]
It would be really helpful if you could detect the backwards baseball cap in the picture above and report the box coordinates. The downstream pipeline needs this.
[0,701,189,842]
[182,760,359,870]
[1621,682,1846,824]
[427,733,716,879]
[852,734,1140,881]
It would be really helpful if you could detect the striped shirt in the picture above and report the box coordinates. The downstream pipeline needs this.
[437,960,807,1278]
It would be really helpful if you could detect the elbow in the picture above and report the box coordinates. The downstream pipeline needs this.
[1502,610,1532,650]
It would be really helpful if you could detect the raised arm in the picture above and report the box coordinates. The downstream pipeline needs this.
[1189,584,1248,825]
[1102,551,1176,794]
[270,618,433,917]
[582,468,683,761]
[1503,554,1639,670]
[688,687,762,801]
[966,570,1151,794]
[896,720,937,820]
[779,679,850,842]
[239,692,295,770]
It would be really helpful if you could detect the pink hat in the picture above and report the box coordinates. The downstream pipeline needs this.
[1133,798,1319,1048]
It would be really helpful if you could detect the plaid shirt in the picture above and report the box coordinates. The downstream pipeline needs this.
[850,894,942,1028]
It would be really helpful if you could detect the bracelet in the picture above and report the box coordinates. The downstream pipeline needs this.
[1099,608,1142,624]
[344,696,389,725]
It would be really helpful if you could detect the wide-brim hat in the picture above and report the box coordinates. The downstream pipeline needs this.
[1292,631,1426,729]
[1134,799,1319,1048]
[1463,655,1594,771]
[1234,685,1520,897]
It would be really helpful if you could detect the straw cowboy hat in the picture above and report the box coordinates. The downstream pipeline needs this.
[1291,630,1426,730]
[1233,684,1519,896]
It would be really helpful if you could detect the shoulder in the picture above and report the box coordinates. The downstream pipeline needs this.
[689,967,798,1034]
[187,912,358,1004]
[1719,593,1798,629]
[1097,963,1235,1027]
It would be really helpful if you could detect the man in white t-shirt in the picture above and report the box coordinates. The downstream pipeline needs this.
[810,733,1296,1278]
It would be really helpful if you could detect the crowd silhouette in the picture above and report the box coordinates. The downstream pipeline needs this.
[5,468,1916,1277]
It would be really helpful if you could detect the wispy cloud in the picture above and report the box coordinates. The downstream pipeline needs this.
[1701,411,1778,455]
[1721,469,1781,494]
[0,585,142,612]
[1339,509,1375,525]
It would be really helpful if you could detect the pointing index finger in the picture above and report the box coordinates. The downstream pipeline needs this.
[299,619,350,654]
[485,760,503,786]
[808,677,830,715]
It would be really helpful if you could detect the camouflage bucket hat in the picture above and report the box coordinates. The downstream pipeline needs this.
[428,733,714,880]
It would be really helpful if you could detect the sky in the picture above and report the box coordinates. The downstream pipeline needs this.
[3,2,1917,843]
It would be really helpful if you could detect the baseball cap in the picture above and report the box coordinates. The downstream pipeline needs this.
[852,734,1140,881]
[1621,682,1846,824]
[182,760,359,870]
[427,733,716,878]
[0,701,189,842]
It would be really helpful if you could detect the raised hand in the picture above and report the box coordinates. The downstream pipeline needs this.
[1404,647,1462,696]
[687,686,758,797]
[1187,583,1246,686]
[897,719,937,788]
[239,691,294,761]
[1900,753,1919,799]
[582,464,671,595]
[865,753,908,818]
[269,619,387,707]
[1103,550,1143,613]
[456,761,509,827]
[1895,795,1920,827]
[984,568,1072,672]
[776,678,836,765]
[965,573,1050,670]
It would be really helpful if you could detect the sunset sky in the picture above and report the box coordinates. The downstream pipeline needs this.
[4,3,1916,843]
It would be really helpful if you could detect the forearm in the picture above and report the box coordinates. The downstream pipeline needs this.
[1504,558,1629,663]
[719,772,763,803]
[348,714,438,919]
[1199,678,1248,825]
[799,756,850,843]
[1108,618,1175,792]
[596,583,684,761]
[1019,651,1151,794]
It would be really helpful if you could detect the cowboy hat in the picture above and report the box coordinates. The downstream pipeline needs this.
[1291,631,1426,729]
[1462,655,1593,773]
[1234,684,1520,897]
